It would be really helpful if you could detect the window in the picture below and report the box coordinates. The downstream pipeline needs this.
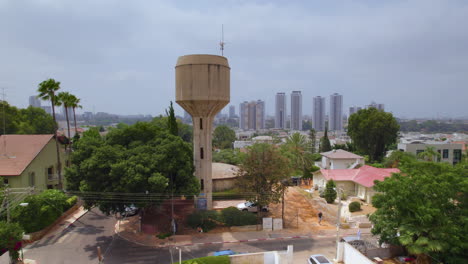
[47,167,54,180]
[443,149,449,159]
[454,149,462,164]
[200,147,204,159]
[416,149,424,155]
[3,178,8,185]
[199,118,203,129]
[29,172,35,187]
[200,179,204,191]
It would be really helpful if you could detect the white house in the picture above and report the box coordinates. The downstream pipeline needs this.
[397,140,463,165]
[313,165,400,203]
[319,149,364,170]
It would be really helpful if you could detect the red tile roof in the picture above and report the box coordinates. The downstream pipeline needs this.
[319,165,400,187]
[0,134,54,176]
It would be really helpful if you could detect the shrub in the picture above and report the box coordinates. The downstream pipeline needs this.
[66,196,78,210]
[156,232,172,239]
[186,210,220,232]
[11,190,70,233]
[340,191,347,200]
[349,201,361,212]
[323,180,337,203]
[220,207,257,226]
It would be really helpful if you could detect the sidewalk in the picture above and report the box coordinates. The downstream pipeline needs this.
[115,215,372,248]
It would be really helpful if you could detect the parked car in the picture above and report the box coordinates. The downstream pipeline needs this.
[122,204,139,217]
[308,254,332,264]
[236,201,268,212]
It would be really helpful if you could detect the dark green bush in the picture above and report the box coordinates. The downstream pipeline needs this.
[220,207,257,226]
[324,180,337,203]
[156,232,172,239]
[11,190,70,233]
[66,196,78,210]
[349,201,361,212]
[186,210,220,232]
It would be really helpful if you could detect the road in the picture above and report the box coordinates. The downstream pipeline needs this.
[22,209,337,264]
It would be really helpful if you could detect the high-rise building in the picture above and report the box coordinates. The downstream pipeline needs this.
[41,106,52,115]
[290,91,302,131]
[229,105,236,118]
[275,92,287,129]
[349,106,362,116]
[239,100,265,130]
[329,93,343,131]
[29,96,41,108]
[312,96,326,131]
[366,101,385,111]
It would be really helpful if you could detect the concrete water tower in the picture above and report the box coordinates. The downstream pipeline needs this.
[175,54,230,210]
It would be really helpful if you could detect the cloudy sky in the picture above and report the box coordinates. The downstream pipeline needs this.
[1,0,467,118]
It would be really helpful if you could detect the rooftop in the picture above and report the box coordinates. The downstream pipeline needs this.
[0,134,54,176]
[320,149,363,159]
[318,165,400,187]
[212,162,239,179]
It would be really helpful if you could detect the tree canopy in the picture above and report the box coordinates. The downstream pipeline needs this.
[0,101,56,135]
[370,161,468,263]
[65,121,199,214]
[347,108,399,162]
[236,143,292,208]
[0,221,24,262]
[212,125,236,149]
[212,149,245,165]
[319,125,332,152]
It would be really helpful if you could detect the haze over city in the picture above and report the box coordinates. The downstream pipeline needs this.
[1,0,468,118]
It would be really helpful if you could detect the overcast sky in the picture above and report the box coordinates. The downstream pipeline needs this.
[1,0,467,119]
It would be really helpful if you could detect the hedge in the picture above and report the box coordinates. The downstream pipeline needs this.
[187,207,257,231]
[220,207,257,226]
[172,256,230,264]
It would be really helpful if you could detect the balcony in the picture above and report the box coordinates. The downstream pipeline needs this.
[47,174,59,181]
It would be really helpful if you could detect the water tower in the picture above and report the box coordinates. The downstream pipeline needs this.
[175,54,230,210]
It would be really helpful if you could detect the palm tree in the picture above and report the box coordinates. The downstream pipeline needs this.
[418,146,441,162]
[37,78,63,189]
[284,132,309,173]
[56,92,73,144]
[69,94,82,137]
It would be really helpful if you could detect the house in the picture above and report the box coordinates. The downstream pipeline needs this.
[313,165,400,203]
[0,134,68,190]
[212,162,239,192]
[397,140,463,165]
[319,149,364,169]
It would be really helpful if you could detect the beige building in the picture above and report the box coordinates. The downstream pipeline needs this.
[0,135,68,190]
[212,163,239,192]
[319,149,364,170]
[398,141,463,165]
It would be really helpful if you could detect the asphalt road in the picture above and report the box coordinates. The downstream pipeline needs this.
[22,209,337,264]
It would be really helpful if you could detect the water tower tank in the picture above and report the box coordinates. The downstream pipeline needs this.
[175,54,230,209]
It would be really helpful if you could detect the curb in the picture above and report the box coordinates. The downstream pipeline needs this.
[114,221,311,248]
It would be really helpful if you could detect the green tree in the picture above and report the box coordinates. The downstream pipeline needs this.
[308,129,316,153]
[56,91,74,143]
[319,125,332,152]
[417,146,441,162]
[383,151,417,168]
[236,143,292,211]
[348,108,399,162]
[166,101,178,136]
[212,125,236,149]
[281,132,311,176]
[68,94,82,136]
[323,180,337,204]
[212,149,245,165]
[37,78,63,189]
[19,106,56,134]
[0,221,24,262]
[370,162,468,263]
[65,122,198,214]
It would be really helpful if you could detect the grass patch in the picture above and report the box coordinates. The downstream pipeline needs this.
[172,255,230,264]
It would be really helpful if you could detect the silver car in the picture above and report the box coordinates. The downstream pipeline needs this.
[308,254,332,264]
[236,201,268,212]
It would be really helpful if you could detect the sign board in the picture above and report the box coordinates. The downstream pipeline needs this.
[196,198,207,210]
[262,217,273,230]
[273,218,283,230]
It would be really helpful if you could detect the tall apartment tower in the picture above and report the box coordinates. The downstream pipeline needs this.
[367,102,385,111]
[349,106,362,116]
[290,91,302,131]
[329,93,343,131]
[229,105,236,118]
[239,100,265,130]
[29,96,41,108]
[312,96,326,131]
[275,92,287,129]
[175,54,230,210]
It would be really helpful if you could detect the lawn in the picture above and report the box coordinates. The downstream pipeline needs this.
[172,256,230,264]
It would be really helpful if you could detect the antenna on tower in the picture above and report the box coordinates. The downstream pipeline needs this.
[219,24,225,56]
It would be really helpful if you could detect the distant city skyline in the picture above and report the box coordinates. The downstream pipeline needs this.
[4,1,468,119]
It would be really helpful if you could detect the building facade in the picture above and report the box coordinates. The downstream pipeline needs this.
[329,93,343,131]
[229,105,236,118]
[275,92,287,129]
[312,96,326,131]
[290,91,302,131]
[398,141,463,165]
[366,101,385,111]
[239,100,265,130]
[349,106,362,116]
[29,96,41,108]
